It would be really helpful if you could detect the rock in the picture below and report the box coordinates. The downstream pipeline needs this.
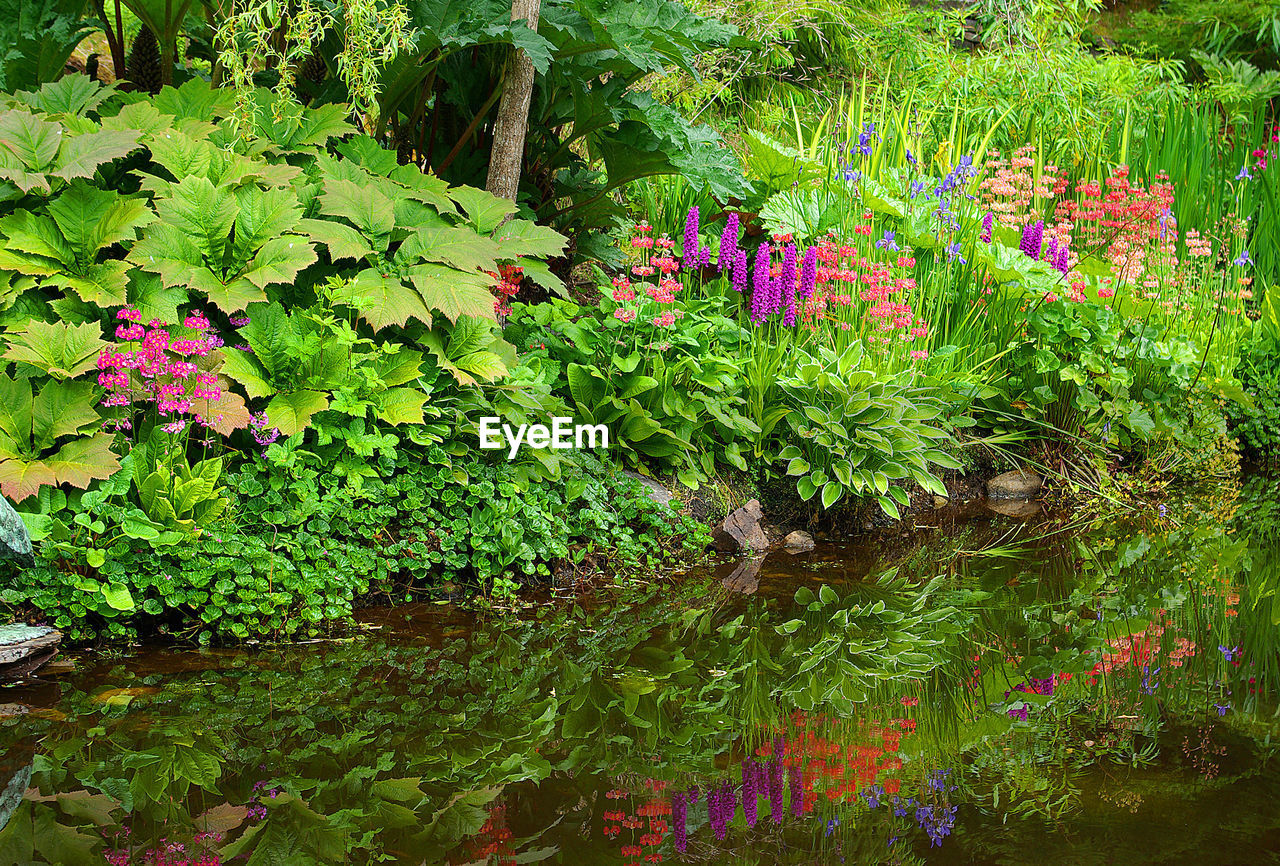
[622,471,673,507]
[984,498,1043,520]
[712,499,769,552]
[783,530,815,553]
[0,625,61,682]
[986,470,1043,501]
[721,555,765,594]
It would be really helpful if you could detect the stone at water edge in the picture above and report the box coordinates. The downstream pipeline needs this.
[0,625,61,682]
[783,530,815,553]
[712,499,769,553]
[986,469,1043,501]
[621,470,673,507]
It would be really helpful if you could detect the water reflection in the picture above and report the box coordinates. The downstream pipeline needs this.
[1,477,1278,864]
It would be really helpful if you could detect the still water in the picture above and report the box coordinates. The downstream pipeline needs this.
[2,476,1278,865]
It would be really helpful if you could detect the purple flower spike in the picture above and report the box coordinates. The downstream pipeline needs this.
[682,205,701,265]
[798,245,817,302]
[732,246,749,293]
[750,242,772,324]
[980,211,993,243]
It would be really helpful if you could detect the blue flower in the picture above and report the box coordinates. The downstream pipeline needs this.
[1237,165,1253,180]
[946,241,966,264]
[1234,249,1252,267]
[876,230,899,252]
[906,148,917,166]
[1219,645,1240,661]
[909,179,926,199]
[1214,703,1230,716]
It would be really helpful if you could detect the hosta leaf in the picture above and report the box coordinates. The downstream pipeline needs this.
[345,269,432,331]
[297,218,375,263]
[491,219,567,259]
[266,390,329,436]
[42,432,120,492]
[373,387,428,425]
[240,236,317,290]
[3,320,108,379]
[53,128,141,181]
[406,263,496,323]
[396,225,500,273]
[319,178,395,245]
[448,185,516,233]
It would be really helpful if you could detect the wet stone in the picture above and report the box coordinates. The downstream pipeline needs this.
[712,499,769,552]
[783,531,815,553]
[986,469,1043,501]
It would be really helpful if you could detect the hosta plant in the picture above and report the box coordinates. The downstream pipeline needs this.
[776,344,957,517]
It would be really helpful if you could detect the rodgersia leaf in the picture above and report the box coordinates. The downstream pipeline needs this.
[46,180,154,258]
[2,319,109,379]
[266,390,330,436]
[406,263,495,323]
[319,178,395,246]
[447,185,516,234]
[343,269,433,332]
[52,127,141,182]
[240,237,316,290]
[395,226,501,274]
[152,176,238,266]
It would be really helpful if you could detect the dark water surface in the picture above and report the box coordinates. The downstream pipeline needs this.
[2,477,1279,865]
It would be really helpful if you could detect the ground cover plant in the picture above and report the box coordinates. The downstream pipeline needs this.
[0,0,1276,644]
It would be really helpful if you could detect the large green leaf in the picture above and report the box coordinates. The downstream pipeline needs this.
[396,225,501,273]
[448,185,516,234]
[266,390,330,436]
[52,128,141,182]
[2,319,108,379]
[406,264,496,322]
[344,269,433,331]
[319,178,395,245]
[46,180,154,258]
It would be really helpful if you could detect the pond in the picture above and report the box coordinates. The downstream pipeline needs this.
[2,476,1279,865]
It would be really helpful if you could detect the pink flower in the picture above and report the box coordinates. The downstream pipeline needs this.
[183,311,211,330]
[614,307,636,323]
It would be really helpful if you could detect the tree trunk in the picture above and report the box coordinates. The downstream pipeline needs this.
[485,0,541,204]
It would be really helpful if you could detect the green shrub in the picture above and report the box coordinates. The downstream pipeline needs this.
[1,445,708,643]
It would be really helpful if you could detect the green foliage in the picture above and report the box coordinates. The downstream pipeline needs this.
[775,344,954,516]
[0,0,95,93]
[3,442,706,641]
[1231,335,1280,460]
